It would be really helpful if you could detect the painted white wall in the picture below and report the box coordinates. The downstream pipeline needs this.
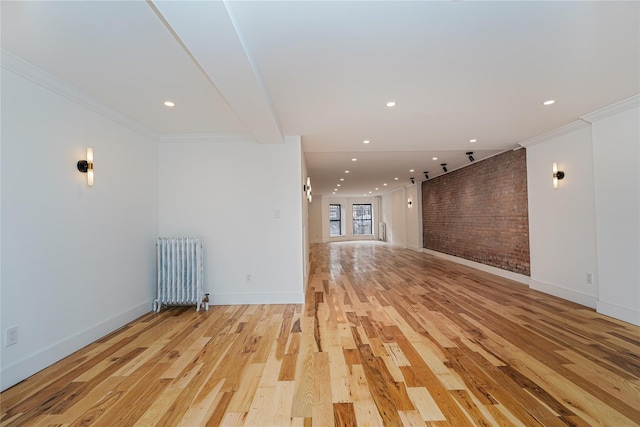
[590,104,640,325]
[389,188,407,246]
[1,68,158,390]
[524,124,599,308]
[301,149,310,289]
[308,195,323,244]
[158,136,305,305]
[319,196,379,242]
[406,184,421,251]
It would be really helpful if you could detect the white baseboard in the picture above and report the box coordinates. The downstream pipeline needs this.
[529,279,597,309]
[211,292,305,305]
[597,301,640,326]
[423,249,530,285]
[406,245,423,253]
[0,300,152,392]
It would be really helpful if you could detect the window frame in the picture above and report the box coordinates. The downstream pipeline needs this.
[329,204,342,236]
[352,203,373,235]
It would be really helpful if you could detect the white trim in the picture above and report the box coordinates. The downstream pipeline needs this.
[423,249,530,285]
[158,133,256,143]
[596,301,640,326]
[1,49,158,140]
[0,300,151,392]
[529,279,597,309]
[581,94,640,123]
[210,292,305,305]
[518,120,590,148]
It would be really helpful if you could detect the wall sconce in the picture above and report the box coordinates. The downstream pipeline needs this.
[77,148,94,186]
[407,198,413,208]
[423,171,429,180]
[466,151,475,162]
[552,162,565,189]
[441,163,448,173]
[303,176,312,202]
[410,177,415,184]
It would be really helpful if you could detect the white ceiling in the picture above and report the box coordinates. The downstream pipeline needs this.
[2,1,638,196]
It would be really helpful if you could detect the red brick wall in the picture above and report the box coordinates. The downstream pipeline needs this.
[422,149,530,275]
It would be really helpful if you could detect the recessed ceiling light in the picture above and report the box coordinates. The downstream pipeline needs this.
[363,140,370,144]
[340,178,344,181]
[334,188,338,191]
[163,101,176,107]
[337,184,341,187]
[369,191,372,194]
[432,157,438,160]
[352,158,357,162]
[345,170,350,173]
[386,101,396,107]
[333,192,336,195]
[394,177,399,180]
[469,139,477,143]
[375,188,379,190]
[409,169,414,172]
[542,99,556,106]
[383,183,387,186]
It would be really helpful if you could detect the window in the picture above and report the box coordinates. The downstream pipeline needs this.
[352,204,372,235]
[329,204,342,236]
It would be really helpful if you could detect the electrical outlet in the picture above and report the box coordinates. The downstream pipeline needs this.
[5,326,19,347]
[586,272,593,285]
[245,273,252,283]
[274,209,281,219]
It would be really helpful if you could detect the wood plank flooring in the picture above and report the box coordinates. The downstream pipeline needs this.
[2,242,639,426]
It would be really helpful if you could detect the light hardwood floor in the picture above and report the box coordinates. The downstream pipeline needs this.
[2,242,639,426]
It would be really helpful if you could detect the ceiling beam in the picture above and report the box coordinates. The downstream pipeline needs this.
[148,0,284,144]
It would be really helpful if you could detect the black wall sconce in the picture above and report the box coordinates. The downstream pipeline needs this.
[466,151,475,162]
[77,148,94,186]
[410,177,415,184]
[423,171,429,179]
[553,163,565,189]
[441,163,448,173]
[303,177,312,202]
[407,198,413,208]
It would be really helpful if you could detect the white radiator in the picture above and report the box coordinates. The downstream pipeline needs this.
[378,222,386,241]
[153,237,208,313]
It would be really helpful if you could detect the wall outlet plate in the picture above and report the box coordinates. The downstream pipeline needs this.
[5,326,19,347]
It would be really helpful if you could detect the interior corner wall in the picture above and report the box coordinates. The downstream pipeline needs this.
[1,69,159,391]
[591,106,640,325]
[422,149,530,275]
[387,188,407,246]
[301,144,310,289]
[158,137,305,305]
[405,184,421,251]
[525,124,599,308]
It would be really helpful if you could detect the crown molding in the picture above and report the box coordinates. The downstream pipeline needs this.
[580,94,640,123]
[518,120,590,148]
[1,49,158,140]
[158,133,256,143]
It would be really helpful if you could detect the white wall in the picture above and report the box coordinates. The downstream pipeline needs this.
[405,184,421,251]
[318,196,379,242]
[590,104,640,325]
[308,195,323,244]
[1,68,159,390]
[523,97,640,326]
[524,123,599,308]
[301,149,310,289]
[158,136,305,305]
[389,189,407,246]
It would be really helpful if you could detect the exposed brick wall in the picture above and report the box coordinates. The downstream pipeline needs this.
[422,149,530,275]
